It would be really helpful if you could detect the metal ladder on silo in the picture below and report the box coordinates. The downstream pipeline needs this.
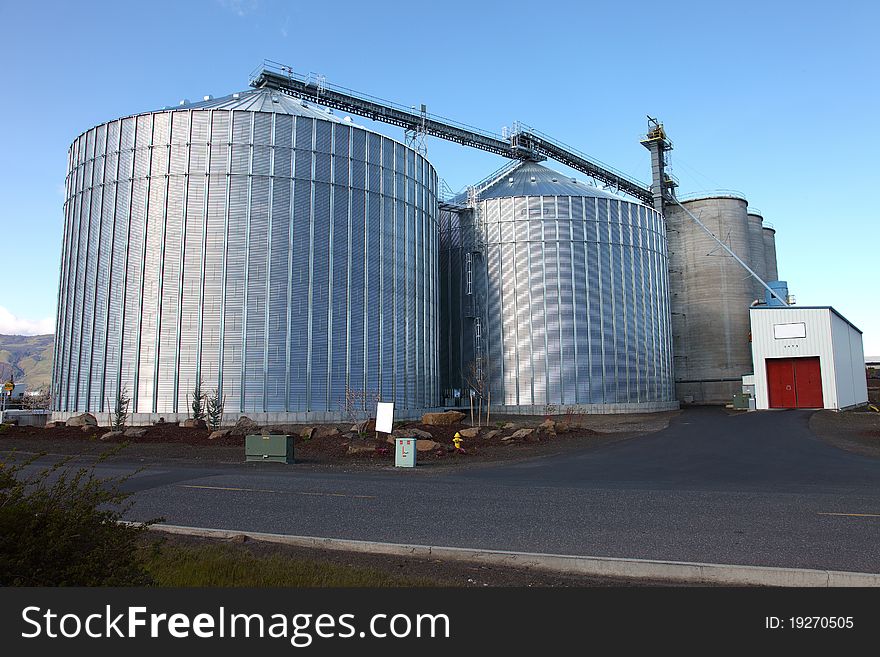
[465,185,486,381]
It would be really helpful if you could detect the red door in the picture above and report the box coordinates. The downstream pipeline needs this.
[767,359,797,408]
[793,357,824,408]
[766,357,824,409]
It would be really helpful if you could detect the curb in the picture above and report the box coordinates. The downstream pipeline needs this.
[149,523,880,587]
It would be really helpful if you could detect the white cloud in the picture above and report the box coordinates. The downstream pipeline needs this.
[217,0,259,16]
[0,306,54,336]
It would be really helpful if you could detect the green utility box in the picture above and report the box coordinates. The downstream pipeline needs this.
[732,393,752,410]
[245,434,294,464]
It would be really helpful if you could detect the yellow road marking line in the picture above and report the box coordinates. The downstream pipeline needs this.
[179,484,375,499]
[818,512,880,518]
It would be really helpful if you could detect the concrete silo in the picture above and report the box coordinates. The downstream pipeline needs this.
[664,194,755,403]
[763,225,779,282]
[52,88,439,423]
[746,210,768,299]
[441,161,676,413]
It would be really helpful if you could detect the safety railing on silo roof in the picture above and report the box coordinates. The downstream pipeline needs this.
[675,189,749,202]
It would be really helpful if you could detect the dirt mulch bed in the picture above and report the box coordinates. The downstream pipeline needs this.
[0,411,678,468]
[809,409,880,458]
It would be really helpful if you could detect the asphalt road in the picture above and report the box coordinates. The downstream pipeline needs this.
[106,407,880,572]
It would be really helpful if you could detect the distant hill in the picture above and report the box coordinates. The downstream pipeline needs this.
[0,334,54,391]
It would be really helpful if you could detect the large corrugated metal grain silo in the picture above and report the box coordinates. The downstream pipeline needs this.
[664,194,754,403]
[441,161,676,412]
[52,88,439,422]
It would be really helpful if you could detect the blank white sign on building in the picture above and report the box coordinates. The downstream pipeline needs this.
[376,402,395,434]
[773,322,807,339]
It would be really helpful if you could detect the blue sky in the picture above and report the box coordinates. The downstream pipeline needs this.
[0,0,877,355]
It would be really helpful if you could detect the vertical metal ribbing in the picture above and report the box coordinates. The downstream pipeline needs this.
[554,197,563,405]
[581,198,592,403]
[100,121,123,412]
[628,203,638,402]
[619,201,629,403]
[639,207,647,402]
[392,147,398,405]
[344,134,353,411]
[568,199,578,403]
[540,197,549,406]
[376,138,383,402]
[594,197,605,403]
[63,137,80,409]
[644,209,658,401]
[152,115,172,413]
[116,124,136,411]
[609,199,619,403]
[325,127,335,412]
[402,153,409,407]
[61,139,79,410]
[84,125,108,411]
[74,130,95,411]
[64,137,82,410]
[132,116,155,412]
[305,120,316,411]
[218,111,233,405]
[509,201,520,406]
[263,113,276,412]
[360,132,368,403]
[239,112,254,411]
[284,118,296,412]
[174,111,193,412]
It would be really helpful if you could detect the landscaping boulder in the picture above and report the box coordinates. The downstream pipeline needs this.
[260,427,285,435]
[503,422,519,430]
[410,428,434,440]
[421,410,466,426]
[483,429,502,441]
[538,419,557,438]
[350,418,376,434]
[231,416,259,436]
[509,428,534,440]
[181,418,207,429]
[416,439,440,452]
[124,427,147,438]
[458,427,481,438]
[208,429,231,440]
[301,425,340,440]
[66,413,97,427]
[347,444,376,455]
[100,431,123,441]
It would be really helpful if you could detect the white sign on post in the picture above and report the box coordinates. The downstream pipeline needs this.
[376,402,394,434]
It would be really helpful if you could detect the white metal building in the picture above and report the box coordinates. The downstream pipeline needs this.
[749,306,868,411]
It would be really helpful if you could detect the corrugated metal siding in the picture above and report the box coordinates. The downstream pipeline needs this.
[830,312,869,409]
[750,307,839,409]
[441,190,674,406]
[54,108,439,415]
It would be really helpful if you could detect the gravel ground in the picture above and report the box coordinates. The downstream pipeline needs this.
[0,410,678,469]
[809,409,880,458]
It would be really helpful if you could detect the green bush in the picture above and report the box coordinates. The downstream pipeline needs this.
[0,450,159,586]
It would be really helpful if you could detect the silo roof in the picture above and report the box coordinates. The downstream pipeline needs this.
[472,161,624,202]
[166,88,349,123]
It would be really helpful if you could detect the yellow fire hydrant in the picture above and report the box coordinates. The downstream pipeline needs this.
[452,432,463,450]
